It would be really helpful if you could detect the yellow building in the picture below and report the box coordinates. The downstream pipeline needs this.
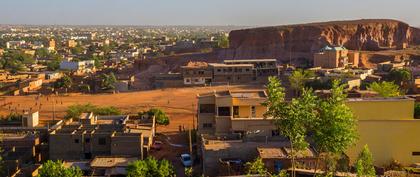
[314,46,359,68]
[197,90,275,138]
[198,90,420,167]
[346,97,420,167]
[67,40,77,48]
[48,39,56,51]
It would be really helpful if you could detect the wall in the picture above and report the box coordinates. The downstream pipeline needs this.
[346,99,414,120]
[346,120,420,166]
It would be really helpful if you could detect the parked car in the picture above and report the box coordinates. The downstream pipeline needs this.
[151,141,163,150]
[180,153,192,167]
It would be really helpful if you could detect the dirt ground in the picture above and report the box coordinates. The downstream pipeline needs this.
[0,84,263,132]
[0,84,263,176]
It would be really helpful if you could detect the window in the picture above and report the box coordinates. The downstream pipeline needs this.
[98,138,106,145]
[251,106,256,117]
[218,107,231,116]
[195,79,199,82]
[85,138,90,143]
[413,152,420,156]
[198,71,204,75]
[272,130,280,136]
[233,106,239,117]
[217,69,221,72]
[199,104,215,113]
[246,69,250,72]
[74,139,79,144]
[203,123,213,128]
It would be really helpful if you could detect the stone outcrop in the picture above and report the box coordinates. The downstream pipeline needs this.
[224,19,420,65]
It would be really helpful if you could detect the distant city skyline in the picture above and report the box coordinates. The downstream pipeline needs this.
[1,0,420,27]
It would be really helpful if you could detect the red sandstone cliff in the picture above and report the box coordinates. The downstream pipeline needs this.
[224,19,420,65]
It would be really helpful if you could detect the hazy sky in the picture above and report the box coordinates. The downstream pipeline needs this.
[1,0,419,26]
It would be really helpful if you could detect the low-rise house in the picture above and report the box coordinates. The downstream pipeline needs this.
[49,112,154,161]
[60,60,95,75]
[181,61,213,86]
[313,46,359,68]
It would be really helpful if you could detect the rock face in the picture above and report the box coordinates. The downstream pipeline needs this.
[224,19,420,64]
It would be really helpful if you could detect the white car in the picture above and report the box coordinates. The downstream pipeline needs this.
[180,153,192,167]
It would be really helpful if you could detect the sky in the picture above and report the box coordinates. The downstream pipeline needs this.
[1,0,420,27]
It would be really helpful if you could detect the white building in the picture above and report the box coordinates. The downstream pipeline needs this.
[60,60,95,74]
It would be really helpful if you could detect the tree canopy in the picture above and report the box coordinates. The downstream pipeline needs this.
[54,74,73,89]
[246,157,268,176]
[126,157,175,177]
[65,103,122,119]
[37,160,82,177]
[289,69,315,96]
[100,72,117,90]
[368,81,401,98]
[139,108,170,126]
[354,145,376,177]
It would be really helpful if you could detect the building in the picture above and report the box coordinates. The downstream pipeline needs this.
[197,90,276,137]
[48,39,56,51]
[152,73,184,89]
[314,46,359,68]
[198,90,420,168]
[59,60,95,74]
[223,59,278,80]
[49,113,151,161]
[67,39,77,48]
[181,61,213,85]
[6,40,26,49]
[209,63,255,84]
[346,97,420,167]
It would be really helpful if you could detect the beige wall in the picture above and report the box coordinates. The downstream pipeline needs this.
[346,99,414,120]
[347,120,420,166]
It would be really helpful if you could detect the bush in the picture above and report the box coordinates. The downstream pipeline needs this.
[65,103,122,119]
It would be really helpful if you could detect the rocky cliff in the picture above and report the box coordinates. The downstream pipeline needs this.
[224,19,420,65]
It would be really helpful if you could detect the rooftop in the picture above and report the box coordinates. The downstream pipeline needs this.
[208,63,254,67]
[198,90,267,98]
[181,61,209,68]
[90,157,138,168]
[224,59,277,63]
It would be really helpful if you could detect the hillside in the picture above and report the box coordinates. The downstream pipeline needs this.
[222,19,420,66]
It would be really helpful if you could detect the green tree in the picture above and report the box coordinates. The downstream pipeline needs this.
[126,157,175,177]
[100,72,117,90]
[0,148,4,176]
[414,103,420,119]
[37,160,82,177]
[246,157,268,176]
[54,75,73,90]
[71,45,84,55]
[65,103,122,119]
[35,48,49,58]
[139,108,170,126]
[289,69,314,96]
[388,68,411,86]
[368,81,401,98]
[218,35,229,48]
[354,145,376,177]
[263,76,318,177]
[311,80,358,175]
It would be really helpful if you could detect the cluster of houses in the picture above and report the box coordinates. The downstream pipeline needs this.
[153,59,279,88]
[196,90,420,176]
[0,111,156,176]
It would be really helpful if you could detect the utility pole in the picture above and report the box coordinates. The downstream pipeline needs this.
[192,103,195,130]
[188,127,193,174]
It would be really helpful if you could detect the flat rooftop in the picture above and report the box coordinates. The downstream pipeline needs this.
[208,63,254,67]
[224,59,277,63]
[347,96,414,102]
[198,90,267,98]
[90,157,138,168]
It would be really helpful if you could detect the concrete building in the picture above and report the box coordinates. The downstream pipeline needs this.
[67,39,77,48]
[197,90,275,138]
[198,89,420,168]
[49,113,153,161]
[224,59,278,80]
[181,61,213,85]
[346,97,420,167]
[209,63,255,84]
[48,39,56,51]
[59,60,95,74]
[314,46,359,68]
